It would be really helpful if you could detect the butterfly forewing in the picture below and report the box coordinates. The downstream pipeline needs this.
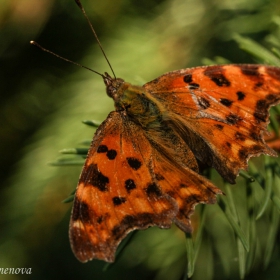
[70,111,178,262]
[144,64,280,182]
[70,109,222,262]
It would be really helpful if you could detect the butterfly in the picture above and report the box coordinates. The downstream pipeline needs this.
[31,0,280,264]
[69,63,280,262]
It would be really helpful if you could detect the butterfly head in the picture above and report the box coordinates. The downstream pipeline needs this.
[103,72,125,98]
[103,72,132,110]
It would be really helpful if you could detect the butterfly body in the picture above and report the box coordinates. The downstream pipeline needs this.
[104,73,166,129]
[70,64,280,262]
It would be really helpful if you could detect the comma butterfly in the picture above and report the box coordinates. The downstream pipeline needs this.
[69,64,280,263]
[32,0,280,263]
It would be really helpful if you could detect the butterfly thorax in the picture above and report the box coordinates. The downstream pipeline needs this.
[103,73,164,128]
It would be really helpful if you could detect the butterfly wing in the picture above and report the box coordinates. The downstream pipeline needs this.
[144,64,280,183]
[69,111,221,263]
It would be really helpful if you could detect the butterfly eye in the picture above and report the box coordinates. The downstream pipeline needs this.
[106,86,117,98]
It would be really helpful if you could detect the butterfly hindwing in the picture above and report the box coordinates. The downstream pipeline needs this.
[149,145,222,232]
[143,124,223,231]
[145,64,280,182]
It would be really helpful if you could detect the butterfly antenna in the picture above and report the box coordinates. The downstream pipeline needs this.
[30,41,104,77]
[75,0,116,79]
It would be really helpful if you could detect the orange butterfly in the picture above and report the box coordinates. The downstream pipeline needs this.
[69,64,280,263]
[32,0,280,263]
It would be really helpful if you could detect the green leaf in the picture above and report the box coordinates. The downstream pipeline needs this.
[218,197,249,252]
[223,183,248,277]
[59,148,89,155]
[82,120,101,127]
[239,171,255,182]
[185,233,195,278]
[237,238,246,279]
[246,183,257,272]
[263,206,280,269]
[201,56,231,65]
[232,33,280,66]
[269,109,280,137]
[193,206,206,263]
[49,158,85,166]
[256,157,273,220]
[62,194,75,203]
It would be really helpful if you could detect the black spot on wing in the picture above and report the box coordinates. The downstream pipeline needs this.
[253,94,280,122]
[97,145,108,153]
[146,183,162,198]
[97,216,103,224]
[198,97,210,109]
[183,74,193,83]
[112,196,126,206]
[236,91,245,101]
[81,164,109,192]
[226,142,231,148]
[211,75,230,87]
[204,67,231,87]
[251,145,263,153]
[220,98,233,107]
[188,83,200,90]
[226,113,242,125]
[240,65,259,76]
[250,131,260,141]
[127,157,142,170]
[125,179,136,192]
[107,149,117,160]
[97,213,110,224]
[215,124,224,130]
[238,148,247,160]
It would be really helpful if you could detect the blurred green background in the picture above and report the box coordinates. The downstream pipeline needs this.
[1,0,280,279]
